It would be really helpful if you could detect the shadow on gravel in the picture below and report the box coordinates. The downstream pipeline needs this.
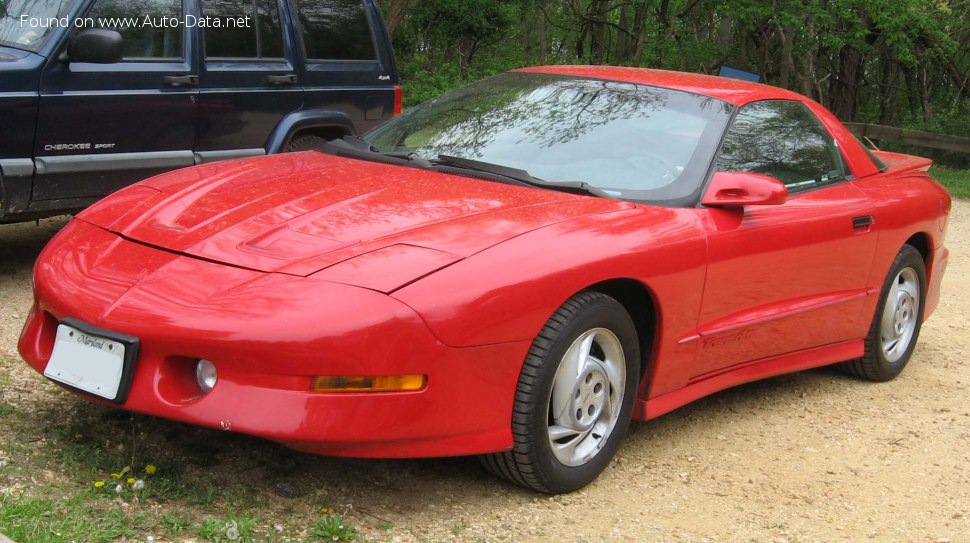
[0,217,70,277]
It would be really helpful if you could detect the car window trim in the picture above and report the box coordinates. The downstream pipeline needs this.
[203,56,289,63]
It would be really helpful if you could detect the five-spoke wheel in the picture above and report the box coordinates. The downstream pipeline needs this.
[480,291,639,494]
[548,328,626,467]
[841,244,926,381]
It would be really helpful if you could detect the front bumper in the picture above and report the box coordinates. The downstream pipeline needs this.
[19,220,529,458]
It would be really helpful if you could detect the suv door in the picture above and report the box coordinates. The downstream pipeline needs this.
[194,0,303,160]
[33,0,198,201]
[291,0,398,134]
[692,100,878,378]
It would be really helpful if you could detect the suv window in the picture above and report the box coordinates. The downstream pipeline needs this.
[86,0,183,59]
[716,100,845,190]
[202,0,284,59]
[296,0,376,61]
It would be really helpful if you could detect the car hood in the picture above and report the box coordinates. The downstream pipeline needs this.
[78,152,632,289]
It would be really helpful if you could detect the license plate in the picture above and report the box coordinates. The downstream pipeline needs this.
[44,323,128,401]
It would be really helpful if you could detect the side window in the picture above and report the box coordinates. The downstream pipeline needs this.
[201,0,284,59]
[86,0,183,59]
[716,100,845,190]
[295,0,376,61]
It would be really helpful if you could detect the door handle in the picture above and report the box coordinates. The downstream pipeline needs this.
[853,215,874,230]
[267,74,297,85]
[164,75,199,87]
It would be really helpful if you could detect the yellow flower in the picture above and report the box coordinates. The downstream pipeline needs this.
[320,507,329,514]
[111,473,122,479]
[74,434,82,440]
[94,481,105,488]
[145,464,157,475]
[127,477,136,485]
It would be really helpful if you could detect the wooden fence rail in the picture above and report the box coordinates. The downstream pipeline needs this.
[844,123,970,154]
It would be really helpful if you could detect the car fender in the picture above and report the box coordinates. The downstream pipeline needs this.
[264,109,358,153]
[392,204,707,350]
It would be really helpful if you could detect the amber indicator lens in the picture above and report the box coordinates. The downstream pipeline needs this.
[311,374,426,393]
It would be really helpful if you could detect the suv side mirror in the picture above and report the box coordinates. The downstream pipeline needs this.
[62,29,123,64]
[701,171,788,207]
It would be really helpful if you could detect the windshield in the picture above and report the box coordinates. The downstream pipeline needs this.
[364,72,735,204]
[0,0,73,51]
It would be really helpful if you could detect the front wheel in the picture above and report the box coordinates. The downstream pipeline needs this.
[840,244,927,381]
[480,291,640,493]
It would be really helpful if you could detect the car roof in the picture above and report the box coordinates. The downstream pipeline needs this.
[516,65,805,107]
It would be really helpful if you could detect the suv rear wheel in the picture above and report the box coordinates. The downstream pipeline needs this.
[286,135,329,152]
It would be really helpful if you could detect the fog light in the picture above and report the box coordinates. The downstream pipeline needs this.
[195,359,217,393]
[310,374,426,393]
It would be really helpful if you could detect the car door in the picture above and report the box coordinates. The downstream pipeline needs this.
[194,0,304,159]
[691,100,878,379]
[33,0,198,201]
[290,0,398,134]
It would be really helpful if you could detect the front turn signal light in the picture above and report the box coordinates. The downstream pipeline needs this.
[310,374,426,393]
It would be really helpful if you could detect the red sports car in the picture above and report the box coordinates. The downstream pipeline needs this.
[19,66,951,493]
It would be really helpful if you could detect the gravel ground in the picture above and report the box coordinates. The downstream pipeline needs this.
[0,202,967,543]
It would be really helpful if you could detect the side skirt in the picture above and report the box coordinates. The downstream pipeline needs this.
[634,340,864,421]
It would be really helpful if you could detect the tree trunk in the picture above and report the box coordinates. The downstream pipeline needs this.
[777,23,795,89]
[385,0,410,40]
[615,1,631,64]
[878,52,898,126]
[588,0,611,64]
[630,0,650,63]
[827,44,865,121]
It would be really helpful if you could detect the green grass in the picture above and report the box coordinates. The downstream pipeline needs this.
[0,399,364,542]
[309,514,359,542]
[930,166,970,199]
[0,495,137,543]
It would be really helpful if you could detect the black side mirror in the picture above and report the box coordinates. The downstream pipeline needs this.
[61,29,123,64]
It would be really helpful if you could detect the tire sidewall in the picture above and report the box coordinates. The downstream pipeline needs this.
[528,296,640,493]
[872,246,927,379]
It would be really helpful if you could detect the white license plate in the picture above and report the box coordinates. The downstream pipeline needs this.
[44,324,127,401]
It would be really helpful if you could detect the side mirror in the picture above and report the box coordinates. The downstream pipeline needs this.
[701,171,788,207]
[62,29,123,64]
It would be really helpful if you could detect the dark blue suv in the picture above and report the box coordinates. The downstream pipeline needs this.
[0,0,399,223]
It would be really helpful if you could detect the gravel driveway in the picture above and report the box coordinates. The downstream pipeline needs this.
[0,202,967,543]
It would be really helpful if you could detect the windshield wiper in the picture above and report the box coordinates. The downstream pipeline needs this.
[433,155,609,198]
[324,136,432,167]
[324,140,608,198]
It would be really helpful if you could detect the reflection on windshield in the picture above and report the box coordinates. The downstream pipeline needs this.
[365,72,734,204]
[0,0,72,51]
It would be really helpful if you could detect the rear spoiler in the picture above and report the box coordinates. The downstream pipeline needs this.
[870,150,933,174]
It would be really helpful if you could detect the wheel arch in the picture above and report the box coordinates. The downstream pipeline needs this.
[583,278,660,392]
[904,232,932,266]
[264,109,358,154]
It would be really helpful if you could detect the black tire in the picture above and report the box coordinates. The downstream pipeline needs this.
[285,135,329,152]
[479,291,640,493]
[839,245,926,381]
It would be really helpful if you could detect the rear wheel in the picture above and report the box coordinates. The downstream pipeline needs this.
[840,245,926,381]
[480,291,639,493]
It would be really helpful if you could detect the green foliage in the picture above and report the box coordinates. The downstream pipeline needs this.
[310,514,359,542]
[385,0,969,153]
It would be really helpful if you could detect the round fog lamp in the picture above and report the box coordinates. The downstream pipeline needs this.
[195,359,218,393]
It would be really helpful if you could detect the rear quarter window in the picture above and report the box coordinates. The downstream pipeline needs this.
[295,0,376,61]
